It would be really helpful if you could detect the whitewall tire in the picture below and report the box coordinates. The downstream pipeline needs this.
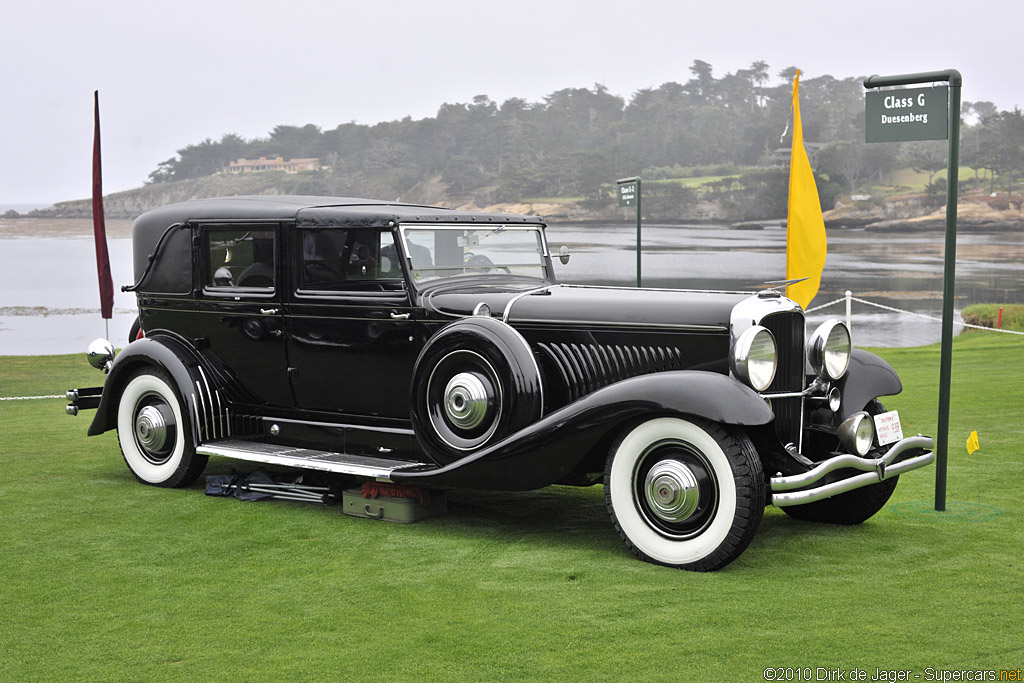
[605,417,765,571]
[116,368,207,488]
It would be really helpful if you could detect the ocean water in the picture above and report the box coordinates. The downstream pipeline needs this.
[2,220,1022,355]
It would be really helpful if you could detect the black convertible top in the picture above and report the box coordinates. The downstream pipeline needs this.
[134,195,542,236]
[130,196,545,293]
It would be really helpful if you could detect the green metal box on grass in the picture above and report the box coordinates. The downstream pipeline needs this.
[342,488,447,523]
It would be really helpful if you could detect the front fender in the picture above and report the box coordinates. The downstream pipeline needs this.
[87,336,219,444]
[394,370,772,491]
[837,349,902,419]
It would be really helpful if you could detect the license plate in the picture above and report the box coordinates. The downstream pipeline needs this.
[873,410,904,446]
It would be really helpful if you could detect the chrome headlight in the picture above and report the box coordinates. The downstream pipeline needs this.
[731,325,777,392]
[837,411,875,456]
[807,320,851,380]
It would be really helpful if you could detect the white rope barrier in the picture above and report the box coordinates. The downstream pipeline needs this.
[808,294,1024,336]
[3,294,1019,402]
[805,297,849,313]
[0,395,64,401]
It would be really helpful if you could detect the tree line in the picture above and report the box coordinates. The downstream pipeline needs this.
[146,60,1024,210]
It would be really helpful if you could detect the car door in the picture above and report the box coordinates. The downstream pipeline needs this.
[197,223,295,407]
[286,226,418,419]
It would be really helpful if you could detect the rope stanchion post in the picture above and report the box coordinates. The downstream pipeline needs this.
[846,290,852,332]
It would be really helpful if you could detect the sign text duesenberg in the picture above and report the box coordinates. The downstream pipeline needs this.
[865,86,948,143]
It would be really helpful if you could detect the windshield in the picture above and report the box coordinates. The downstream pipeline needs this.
[401,225,549,286]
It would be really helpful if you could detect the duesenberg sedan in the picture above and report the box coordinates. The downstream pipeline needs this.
[67,196,934,571]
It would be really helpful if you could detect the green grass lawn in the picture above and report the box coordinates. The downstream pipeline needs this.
[2,336,1022,681]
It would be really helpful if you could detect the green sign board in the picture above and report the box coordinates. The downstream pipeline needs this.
[865,86,948,143]
[617,181,638,207]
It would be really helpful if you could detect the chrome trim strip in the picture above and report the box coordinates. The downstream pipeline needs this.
[190,392,202,444]
[761,389,811,399]
[501,284,558,323]
[560,283,755,296]
[195,380,210,441]
[197,366,216,440]
[770,435,935,507]
[217,391,225,440]
[507,318,727,332]
[259,416,415,436]
[398,222,549,273]
[196,441,428,479]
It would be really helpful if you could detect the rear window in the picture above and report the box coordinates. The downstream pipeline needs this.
[203,227,276,293]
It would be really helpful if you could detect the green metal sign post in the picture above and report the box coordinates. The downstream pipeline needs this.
[864,69,962,512]
[617,177,642,287]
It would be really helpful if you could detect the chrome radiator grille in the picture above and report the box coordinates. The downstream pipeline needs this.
[760,311,805,446]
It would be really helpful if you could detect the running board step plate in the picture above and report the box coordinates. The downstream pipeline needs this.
[197,439,429,479]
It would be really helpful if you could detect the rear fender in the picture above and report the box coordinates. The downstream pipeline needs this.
[393,370,772,490]
[87,335,229,445]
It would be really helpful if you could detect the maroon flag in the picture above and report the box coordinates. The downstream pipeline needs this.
[93,90,114,320]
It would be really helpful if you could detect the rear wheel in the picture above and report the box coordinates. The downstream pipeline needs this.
[605,417,765,571]
[116,367,207,488]
[782,400,898,525]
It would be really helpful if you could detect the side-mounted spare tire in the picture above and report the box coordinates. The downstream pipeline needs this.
[410,316,543,465]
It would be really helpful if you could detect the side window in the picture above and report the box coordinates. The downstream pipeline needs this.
[204,227,276,293]
[299,228,404,292]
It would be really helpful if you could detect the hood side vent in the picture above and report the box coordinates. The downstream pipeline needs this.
[537,342,686,403]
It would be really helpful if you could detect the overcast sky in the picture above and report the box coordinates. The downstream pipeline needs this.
[3,0,1020,205]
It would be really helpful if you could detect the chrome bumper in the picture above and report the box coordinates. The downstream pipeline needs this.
[770,435,935,507]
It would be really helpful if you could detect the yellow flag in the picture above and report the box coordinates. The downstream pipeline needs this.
[966,430,980,455]
[785,70,827,309]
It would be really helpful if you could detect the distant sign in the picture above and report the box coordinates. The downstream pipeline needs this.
[865,86,948,143]
[617,181,638,207]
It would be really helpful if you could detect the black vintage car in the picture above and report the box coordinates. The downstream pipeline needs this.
[67,196,935,571]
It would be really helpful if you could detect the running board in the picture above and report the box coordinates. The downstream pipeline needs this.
[197,439,430,479]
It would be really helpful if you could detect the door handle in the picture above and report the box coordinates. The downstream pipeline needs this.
[260,308,279,315]
[390,312,410,320]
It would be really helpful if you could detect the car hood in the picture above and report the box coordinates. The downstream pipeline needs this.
[422,282,751,332]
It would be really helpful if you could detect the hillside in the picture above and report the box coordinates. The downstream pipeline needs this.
[17,61,1024,229]
[21,169,748,223]
[24,166,1024,231]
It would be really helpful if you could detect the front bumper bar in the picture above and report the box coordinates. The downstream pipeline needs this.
[770,435,935,507]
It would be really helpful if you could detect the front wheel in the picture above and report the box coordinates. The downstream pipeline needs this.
[116,367,207,488]
[604,417,765,571]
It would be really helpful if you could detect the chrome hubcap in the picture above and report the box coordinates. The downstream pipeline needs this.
[444,372,489,430]
[135,404,169,453]
[644,460,701,523]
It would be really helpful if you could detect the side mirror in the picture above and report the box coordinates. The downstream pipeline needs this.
[558,245,571,265]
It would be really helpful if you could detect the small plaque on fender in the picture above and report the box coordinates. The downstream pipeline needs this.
[874,410,903,446]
